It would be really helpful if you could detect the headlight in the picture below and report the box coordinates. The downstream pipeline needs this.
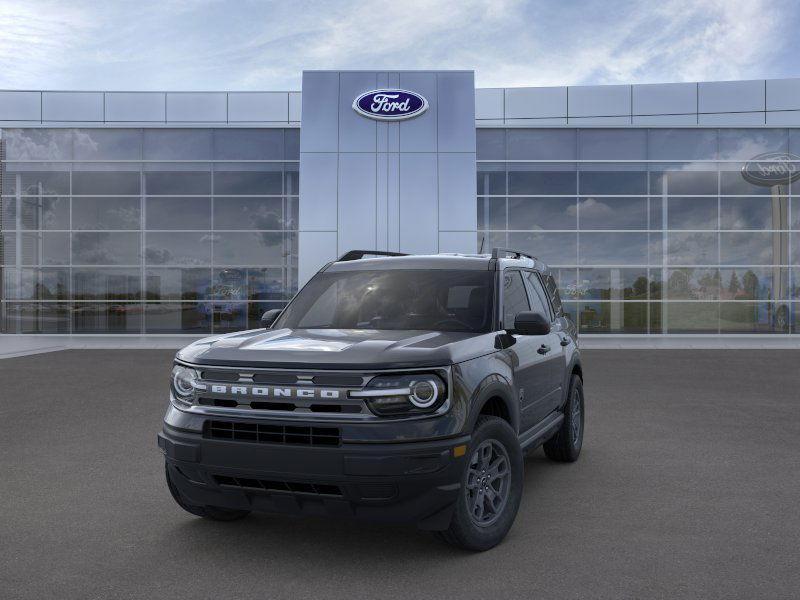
[171,365,200,402]
[351,373,447,416]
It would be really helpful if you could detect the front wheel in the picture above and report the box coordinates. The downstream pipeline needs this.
[436,416,523,551]
[543,374,584,462]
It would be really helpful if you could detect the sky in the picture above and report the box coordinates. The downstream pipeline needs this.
[0,0,798,91]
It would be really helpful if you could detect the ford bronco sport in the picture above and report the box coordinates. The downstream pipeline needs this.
[158,248,584,551]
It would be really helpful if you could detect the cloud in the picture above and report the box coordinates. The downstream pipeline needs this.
[0,0,795,90]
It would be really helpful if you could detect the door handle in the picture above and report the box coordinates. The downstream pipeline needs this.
[537,344,551,355]
[560,337,569,347]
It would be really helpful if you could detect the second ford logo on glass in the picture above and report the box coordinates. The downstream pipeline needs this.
[353,89,428,121]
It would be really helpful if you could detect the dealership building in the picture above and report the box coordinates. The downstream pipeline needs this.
[1,70,799,338]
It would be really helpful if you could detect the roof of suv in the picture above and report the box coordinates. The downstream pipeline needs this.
[324,251,550,274]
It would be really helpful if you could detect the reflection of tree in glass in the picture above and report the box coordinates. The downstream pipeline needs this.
[728,271,741,296]
[631,276,648,300]
[742,270,759,300]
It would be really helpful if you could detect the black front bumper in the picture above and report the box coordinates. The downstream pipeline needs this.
[158,421,470,530]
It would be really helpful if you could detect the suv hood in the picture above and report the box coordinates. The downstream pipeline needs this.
[176,327,496,370]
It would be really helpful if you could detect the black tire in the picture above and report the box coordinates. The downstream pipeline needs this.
[543,374,584,462]
[436,416,523,551]
[165,463,250,522]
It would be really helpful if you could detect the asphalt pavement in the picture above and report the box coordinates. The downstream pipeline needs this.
[1,349,799,599]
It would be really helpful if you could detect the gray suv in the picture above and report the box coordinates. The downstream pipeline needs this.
[158,248,584,551]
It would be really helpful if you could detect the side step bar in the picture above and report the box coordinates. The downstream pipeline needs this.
[518,411,564,451]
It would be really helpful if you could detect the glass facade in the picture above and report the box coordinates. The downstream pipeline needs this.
[0,128,299,333]
[478,128,800,335]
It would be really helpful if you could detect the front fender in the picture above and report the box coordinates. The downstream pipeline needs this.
[453,353,519,434]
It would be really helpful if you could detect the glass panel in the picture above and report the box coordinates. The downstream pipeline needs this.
[284,163,299,196]
[145,232,212,266]
[285,129,300,159]
[719,267,787,301]
[579,171,647,195]
[792,268,800,299]
[72,171,141,195]
[508,197,576,230]
[145,268,212,300]
[213,197,284,229]
[145,197,211,230]
[502,271,530,327]
[719,302,781,333]
[720,168,777,196]
[666,232,718,264]
[577,302,648,333]
[648,129,718,161]
[143,129,213,160]
[649,269,663,300]
[720,197,787,230]
[577,268,649,300]
[579,233,649,265]
[666,268,720,300]
[649,302,662,333]
[213,168,283,195]
[1,232,15,264]
[718,129,788,160]
[10,170,70,196]
[144,171,211,195]
[3,302,70,333]
[72,268,141,301]
[578,129,646,160]
[72,232,140,265]
[12,268,69,300]
[285,197,298,231]
[213,302,247,332]
[650,169,717,195]
[19,232,70,265]
[1,198,17,228]
[211,268,248,301]
[793,198,800,230]
[476,164,506,195]
[213,129,283,160]
[561,301,578,325]
[794,232,800,265]
[547,268,578,302]
[478,198,504,231]
[20,197,69,230]
[144,303,212,333]
[507,129,575,160]
[667,197,718,230]
[73,129,141,160]
[72,197,140,230]
[664,302,719,333]
[508,167,576,195]
[3,129,73,160]
[476,129,505,160]
[507,232,577,265]
[244,268,289,300]
[213,232,295,266]
[578,197,647,230]
[72,303,142,333]
[649,197,663,230]
[720,232,777,265]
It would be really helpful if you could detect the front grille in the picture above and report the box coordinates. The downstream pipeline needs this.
[205,420,341,446]
[213,475,343,497]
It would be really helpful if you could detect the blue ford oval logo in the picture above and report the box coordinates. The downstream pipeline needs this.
[352,89,428,121]
[742,152,800,186]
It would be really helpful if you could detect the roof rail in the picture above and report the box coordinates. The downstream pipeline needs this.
[337,250,409,262]
[491,247,538,261]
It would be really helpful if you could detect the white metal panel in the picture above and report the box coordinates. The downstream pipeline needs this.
[476,119,506,126]
[437,71,476,153]
[505,86,567,119]
[698,80,764,113]
[166,92,227,122]
[632,114,698,125]
[568,116,631,125]
[289,92,302,122]
[337,153,377,254]
[42,92,103,121]
[298,231,338,287]
[438,153,477,231]
[0,91,41,121]
[398,72,438,152]
[338,72,377,152]
[399,153,438,254]
[439,231,477,253]
[568,85,631,117]
[298,153,338,231]
[632,82,696,115]
[105,92,165,122]
[765,111,800,126]
[475,88,504,120]
[766,78,800,111]
[300,71,339,152]
[228,92,288,122]
[504,118,568,126]
[698,112,765,125]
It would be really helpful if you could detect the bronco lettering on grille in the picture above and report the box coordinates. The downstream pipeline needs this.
[209,385,341,399]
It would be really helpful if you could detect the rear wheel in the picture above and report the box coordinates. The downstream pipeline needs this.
[543,374,584,462]
[165,463,250,521]
[436,416,523,551]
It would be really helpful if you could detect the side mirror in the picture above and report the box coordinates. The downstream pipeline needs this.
[260,309,283,329]
[512,311,551,336]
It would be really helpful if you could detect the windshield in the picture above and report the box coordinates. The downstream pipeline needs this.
[274,269,495,333]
